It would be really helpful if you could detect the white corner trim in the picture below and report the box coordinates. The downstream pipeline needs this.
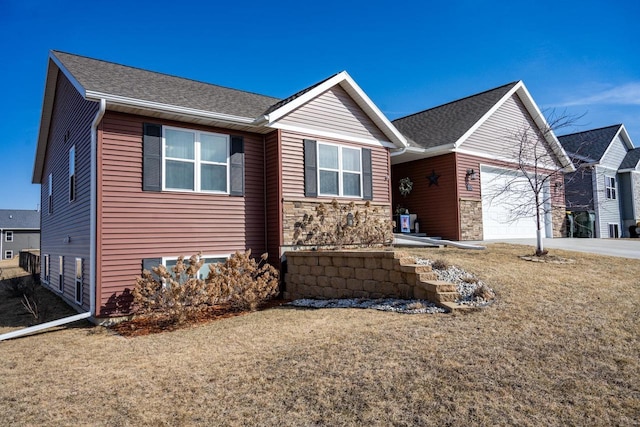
[452,81,522,148]
[270,122,398,148]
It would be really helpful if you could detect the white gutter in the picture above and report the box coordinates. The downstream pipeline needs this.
[90,99,106,316]
[0,312,91,341]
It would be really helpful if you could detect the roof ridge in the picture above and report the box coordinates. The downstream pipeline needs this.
[51,50,281,102]
[557,123,623,139]
[392,81,520,123]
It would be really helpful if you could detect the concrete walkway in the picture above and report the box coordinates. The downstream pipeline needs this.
[473,238,640,260]
[394,234,640,260]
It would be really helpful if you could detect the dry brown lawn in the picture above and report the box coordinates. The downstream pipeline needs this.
[1,243,639,426]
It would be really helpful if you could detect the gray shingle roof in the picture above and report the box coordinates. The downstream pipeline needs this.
[53,51,281,118]
[392,82,519,149]
[0,209,40,229]
[557,124,622,162]
[620,147,640,169]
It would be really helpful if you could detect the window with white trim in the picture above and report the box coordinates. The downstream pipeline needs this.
[4,250,13,260]
[163,127,229,193]
[69,146,76,202]
[608,223,620,238]
[317,143,362,197]
[163,255,228,280]
[48,173,53,214]
[58,256,64,292]
[5,230,13,242]
[43,254,50,284]
[605,176,617,200]
[75,258,83,304]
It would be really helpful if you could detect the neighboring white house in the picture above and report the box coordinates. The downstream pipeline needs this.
[559,124,639,238]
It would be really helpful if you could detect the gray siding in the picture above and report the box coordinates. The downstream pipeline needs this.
[594,165,621,238]
[2,230,39,259]
[600,134,628,169]
[39,72,98,309]
[276,86,388,142]
[461,94,561,169]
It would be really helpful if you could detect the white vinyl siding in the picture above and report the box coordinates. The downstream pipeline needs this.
[605,176,617,200]
[594,165,622,238]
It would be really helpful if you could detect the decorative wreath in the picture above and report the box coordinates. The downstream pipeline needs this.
[399,177,413,197]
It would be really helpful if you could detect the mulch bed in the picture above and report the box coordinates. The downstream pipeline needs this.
[109,299,289,337]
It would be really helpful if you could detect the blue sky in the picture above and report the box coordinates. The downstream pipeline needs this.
[1,0,638,209]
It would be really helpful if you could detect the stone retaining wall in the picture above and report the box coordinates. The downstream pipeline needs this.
[284,250,460,307]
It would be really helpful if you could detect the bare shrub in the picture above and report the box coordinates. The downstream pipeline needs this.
[293,199,393,249]
[132,251,279,324]
[472,283,496,301]
[431,259,449,271]
[206,250,279,311]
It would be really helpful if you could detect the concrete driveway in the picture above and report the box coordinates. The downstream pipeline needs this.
[477,238,640,260]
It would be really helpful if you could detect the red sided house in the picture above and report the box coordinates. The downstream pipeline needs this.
[32,51,407,319]
[390,81,574,241]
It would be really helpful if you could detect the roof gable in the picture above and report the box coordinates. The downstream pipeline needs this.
[392,82,518,149]
[261,71,407,148]
[392,81,573,170]
[557,124,624,162]
[0,209,40,229]
[620,147,640,170]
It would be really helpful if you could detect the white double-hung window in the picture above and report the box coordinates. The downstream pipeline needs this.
[163,127,229,193]
[605,176,617,200]
[318,143,362,197]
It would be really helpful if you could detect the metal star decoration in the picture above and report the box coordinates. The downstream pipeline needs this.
[427,169,440,187]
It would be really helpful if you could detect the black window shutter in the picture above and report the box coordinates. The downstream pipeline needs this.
[304,139,317,197]
[230,136,244,196]
[143,123,162,191]
[142,258,162,281]
[362,148,373,200]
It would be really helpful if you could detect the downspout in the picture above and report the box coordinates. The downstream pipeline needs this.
[90,99,106,317]
[0,99,105,342]
[0,228,3,261]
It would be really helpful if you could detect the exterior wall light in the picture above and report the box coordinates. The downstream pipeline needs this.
[465,169,477,191]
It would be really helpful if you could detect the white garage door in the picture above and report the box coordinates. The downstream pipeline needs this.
[480,166,550,239]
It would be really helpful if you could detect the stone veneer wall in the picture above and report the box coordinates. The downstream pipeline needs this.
[552,205,567,238]
[282,198,392,246]
[459,198,483,240]
[284,250,452,302]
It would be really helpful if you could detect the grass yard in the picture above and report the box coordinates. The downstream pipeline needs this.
[1,243,639,426]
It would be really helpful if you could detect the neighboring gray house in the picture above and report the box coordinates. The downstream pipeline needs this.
[559,124,639,238]
[0,209,40,260]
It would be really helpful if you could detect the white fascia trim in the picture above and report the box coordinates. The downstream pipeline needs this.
[455,147,575,172]
[270,122,398,148]
[618,168,640,173]
[262,71,407,148]
[600,125,635,163]
[50,52,87,98]
[264,72,348,123]
[516,83,574,170]
[85,91,256,125]
[452,82,522,149]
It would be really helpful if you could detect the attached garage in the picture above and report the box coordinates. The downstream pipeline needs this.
[480,166,552,239]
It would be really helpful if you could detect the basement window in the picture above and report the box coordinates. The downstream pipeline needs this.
[75,258,83,304]
[4,250,13,260]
